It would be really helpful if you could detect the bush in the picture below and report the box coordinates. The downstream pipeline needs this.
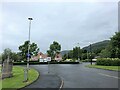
[96,58,120,66]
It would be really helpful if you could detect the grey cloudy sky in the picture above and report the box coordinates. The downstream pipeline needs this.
[0,0,118,53]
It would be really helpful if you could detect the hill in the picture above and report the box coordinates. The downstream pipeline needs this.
[82,40,110,53]
[61,40,110,56]
[60,50,70,56]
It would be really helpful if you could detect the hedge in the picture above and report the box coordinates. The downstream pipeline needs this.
[13,61,79,65]
[96,58,120,66]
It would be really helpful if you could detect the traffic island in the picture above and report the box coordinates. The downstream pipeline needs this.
[1,66,39,90]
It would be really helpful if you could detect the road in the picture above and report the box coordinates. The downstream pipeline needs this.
[30,63,119,88]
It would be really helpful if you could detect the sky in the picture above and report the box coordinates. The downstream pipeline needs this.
[0,0,119,53]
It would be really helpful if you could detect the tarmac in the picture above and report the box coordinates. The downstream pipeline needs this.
[21,65,63,90]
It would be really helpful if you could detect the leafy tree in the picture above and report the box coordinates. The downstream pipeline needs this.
[11,52,21,62]
[2,48,13,61]
[99,32,120,58]
[81,53,87,60]
[47,41,61,59]
[110,32,120,58]
[82,49,87,53]
[0,54,1,59]
[62,54,67,60]
[73,47,81,60]
[19,41,39,60]
[1,48,22,62]
[68,50,73,59]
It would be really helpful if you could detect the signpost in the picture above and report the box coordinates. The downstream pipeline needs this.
[47,57,51,73]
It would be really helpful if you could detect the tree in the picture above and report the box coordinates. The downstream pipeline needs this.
[73,47,81,60]
[62,54,67,60]
[19,41,39,61]
[47,41,61,59]
[0,54,2,63]
[81,53,87,60]
[68,50,73,59]
[2,48,13,62]
[2,48,22,62]
[11,52,20,62]
[110,32,120,58]
[99,32,120,58]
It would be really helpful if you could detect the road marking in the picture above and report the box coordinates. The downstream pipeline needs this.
[98,73,120,79]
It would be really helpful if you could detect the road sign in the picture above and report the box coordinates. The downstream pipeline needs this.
[26,53,31,57]
[47,57,51,61]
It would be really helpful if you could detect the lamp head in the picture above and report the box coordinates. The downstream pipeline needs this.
[28,18,33,20]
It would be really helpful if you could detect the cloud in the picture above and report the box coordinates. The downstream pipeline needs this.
[1,0,119,3]
[1,2,118,53]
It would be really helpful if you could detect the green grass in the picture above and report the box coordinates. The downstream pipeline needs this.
[0,66,1,90]
[86,65,120,71]
[1,66,39,89]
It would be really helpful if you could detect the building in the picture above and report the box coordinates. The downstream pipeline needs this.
[31,52,51,62]
[38,52,48,62]
[54,53,62,62]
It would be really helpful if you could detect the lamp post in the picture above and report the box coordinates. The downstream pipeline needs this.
[27,18,33,69]
[77,43,80,62]
[24,18,33,82]
[89,43,92,65]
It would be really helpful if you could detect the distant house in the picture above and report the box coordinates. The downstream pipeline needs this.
[31,52,51,62]
[38,52,48,62]
[92,56,101,62]
[54,53,62,62]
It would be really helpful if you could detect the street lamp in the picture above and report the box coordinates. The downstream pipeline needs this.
[24,18,33,82]
[77,43,80,62]
[89,43,92,65]
[27,17,33,69]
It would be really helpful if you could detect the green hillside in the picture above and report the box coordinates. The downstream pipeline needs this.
[61,50,70,56]
[61,40,110,57]
[82,40,110,53]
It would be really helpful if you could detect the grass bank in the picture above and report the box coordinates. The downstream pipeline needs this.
[86,65,120,71]
[1,66,39,89]
[0,66,1,90]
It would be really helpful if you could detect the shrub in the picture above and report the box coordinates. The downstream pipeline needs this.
[96,58,120,66]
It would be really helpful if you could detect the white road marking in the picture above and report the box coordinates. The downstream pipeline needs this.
[98,73,120,79]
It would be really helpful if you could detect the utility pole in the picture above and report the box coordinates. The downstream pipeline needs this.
[90,44,92,65]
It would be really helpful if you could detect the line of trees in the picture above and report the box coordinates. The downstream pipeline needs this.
[62,47,95,61]
[0,32,119,62]
[100,32,120,58]
[62,32,120,60]
[1,48,20,62]
[0,41,39,62]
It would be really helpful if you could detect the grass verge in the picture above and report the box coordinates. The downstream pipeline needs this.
[86,65,120,71]
[1,66,39,89]
[0,66,1,90]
